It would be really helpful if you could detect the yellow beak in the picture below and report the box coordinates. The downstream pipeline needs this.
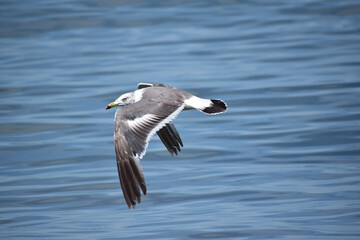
[105,102,117,110]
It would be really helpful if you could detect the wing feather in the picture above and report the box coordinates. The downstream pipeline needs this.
[114,101,184,209]
[167,122,183,147]
[157,123,183,156]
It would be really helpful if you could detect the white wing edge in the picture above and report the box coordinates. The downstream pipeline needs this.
[137,104,185,159]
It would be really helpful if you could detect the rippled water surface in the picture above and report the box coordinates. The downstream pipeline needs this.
[1,0,360,239]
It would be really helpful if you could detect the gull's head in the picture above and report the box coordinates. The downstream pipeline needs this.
[106,92,134,110]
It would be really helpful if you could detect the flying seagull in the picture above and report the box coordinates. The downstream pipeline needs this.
[106,83,227,209]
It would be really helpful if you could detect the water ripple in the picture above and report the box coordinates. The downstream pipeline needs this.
[1,0,360,239]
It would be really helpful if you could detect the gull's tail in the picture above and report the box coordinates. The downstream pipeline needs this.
[202,99,228,114]
[185,97,227,115]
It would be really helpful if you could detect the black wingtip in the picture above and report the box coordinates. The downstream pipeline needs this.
[137,83,154,89]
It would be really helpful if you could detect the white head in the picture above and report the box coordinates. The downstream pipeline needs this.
[106,92,134,110]
[115,92,136,105]
[106,89,144,110]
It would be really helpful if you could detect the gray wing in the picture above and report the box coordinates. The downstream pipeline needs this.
[137,83,184,156]
[157,123,183,156]
[114,127,146,209]
[114,101,184,209]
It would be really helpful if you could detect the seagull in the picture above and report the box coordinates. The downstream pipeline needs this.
[106,83,227,209]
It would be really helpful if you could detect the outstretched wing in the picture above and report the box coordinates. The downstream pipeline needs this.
[114,101,184,209]
[137,83,184,156]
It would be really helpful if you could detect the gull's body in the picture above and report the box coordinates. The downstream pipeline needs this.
[106,83,227,209]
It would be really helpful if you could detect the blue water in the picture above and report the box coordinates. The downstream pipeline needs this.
[1,0,360,239]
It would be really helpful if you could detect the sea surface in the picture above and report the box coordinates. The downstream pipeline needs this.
[1,0,360,239]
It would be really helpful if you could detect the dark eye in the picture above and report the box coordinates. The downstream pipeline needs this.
[123,97,128,101]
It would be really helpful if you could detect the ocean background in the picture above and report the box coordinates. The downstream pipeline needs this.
[1,0,360,239]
